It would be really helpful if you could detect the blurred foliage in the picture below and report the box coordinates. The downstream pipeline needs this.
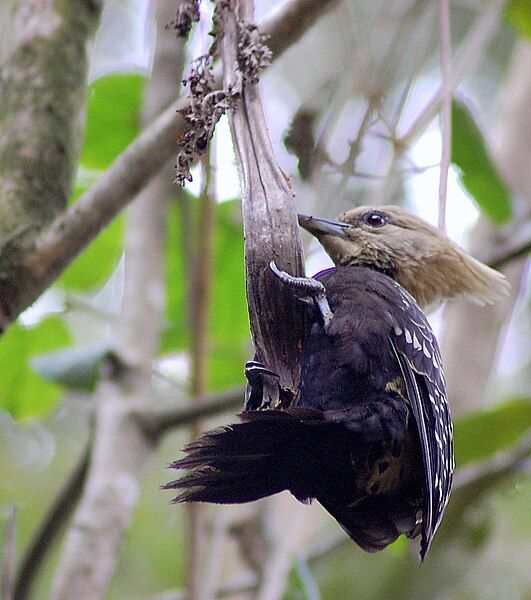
[164,198,249,391]
[0,318,70,418]
[505,0,531,38]
[454,397,531,466]
[451,99,513,225]
[80,74,146,169]
[59,212,124,291]
[30,341,114,393]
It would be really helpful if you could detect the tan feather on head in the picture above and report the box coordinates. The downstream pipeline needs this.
[298,205,509,311]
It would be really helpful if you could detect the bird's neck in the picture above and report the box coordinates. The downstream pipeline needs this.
[347,262,397,281]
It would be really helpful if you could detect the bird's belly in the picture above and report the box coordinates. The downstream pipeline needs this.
[350,438,418,501]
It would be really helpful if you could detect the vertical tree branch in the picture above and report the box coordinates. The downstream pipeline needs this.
[187,151,216,600]
[0,0,100,240]
[220,0,306,406]
[437,0,451,233]
[0,0,101,328]
[50,3,185,597]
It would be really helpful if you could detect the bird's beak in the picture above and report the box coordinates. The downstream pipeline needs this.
[298,214,350,238]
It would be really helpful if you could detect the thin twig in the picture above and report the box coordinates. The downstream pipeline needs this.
[14,439,92,600]
[401,0,506,145]
[135,386,245,440]
[437,0,451,233]
[203,510,229,600]
[334,101,377,195]
[486,238,531,270]
[256,508,306,600]
[438,435,531,544]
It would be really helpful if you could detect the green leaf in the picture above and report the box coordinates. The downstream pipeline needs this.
[451,99,513,225]
[505,0,531,38]
[0,317,71,419]
[386,535,407,556]
[208,201,249,390]
[59,212,124,291]
[80,74,146,169]
[454,398,531,467]
[30,340,114,392]
[162,198,188,352]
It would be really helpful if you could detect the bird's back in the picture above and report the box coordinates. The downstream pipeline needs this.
[299,265,414,411]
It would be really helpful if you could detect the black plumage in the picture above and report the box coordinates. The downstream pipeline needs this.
[165,266,454,560]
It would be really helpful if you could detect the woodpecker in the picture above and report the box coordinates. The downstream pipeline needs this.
[165,206,508,560]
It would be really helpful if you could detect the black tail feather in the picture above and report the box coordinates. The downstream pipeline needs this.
[165,405,421,554]
[164,408,344,504]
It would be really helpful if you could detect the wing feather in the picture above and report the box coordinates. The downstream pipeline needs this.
[388,282,454,560]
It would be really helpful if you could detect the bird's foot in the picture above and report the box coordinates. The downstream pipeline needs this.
[269,261,333,330]
[245,360,279,385]
[244,360,280,410]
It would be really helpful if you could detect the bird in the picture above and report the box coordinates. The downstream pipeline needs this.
[164,206,508,560]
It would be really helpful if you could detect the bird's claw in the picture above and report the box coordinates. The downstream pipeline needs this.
[244,360,280,411]
[269,261,334,330]
[245,360,280,383]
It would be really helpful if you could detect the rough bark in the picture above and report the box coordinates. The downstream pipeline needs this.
[0,0,100,326]
[441,40,531,415]
[221,0,307,406]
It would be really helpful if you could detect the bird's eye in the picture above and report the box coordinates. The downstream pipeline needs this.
[363,211,387,228]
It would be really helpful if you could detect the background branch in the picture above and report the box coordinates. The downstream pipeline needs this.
[0,0,101,328]
[437,0,451,232]
[486,238,531,270]
[401,0,506,145]
[14,436,92,600]
[50,2,183,595]
[186,151,216,600]
[0,504,16,600]
[137,386,245,442]
[0,0,340,327]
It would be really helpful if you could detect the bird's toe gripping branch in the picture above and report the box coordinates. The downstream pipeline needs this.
[269,261,333,330]
[244,360,280,410]
[245,360,279,391]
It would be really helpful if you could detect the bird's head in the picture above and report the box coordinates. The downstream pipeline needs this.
[298,205,509,310]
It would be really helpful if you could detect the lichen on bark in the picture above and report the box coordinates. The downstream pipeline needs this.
[0,0,100,323]
[0,0,100,242]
